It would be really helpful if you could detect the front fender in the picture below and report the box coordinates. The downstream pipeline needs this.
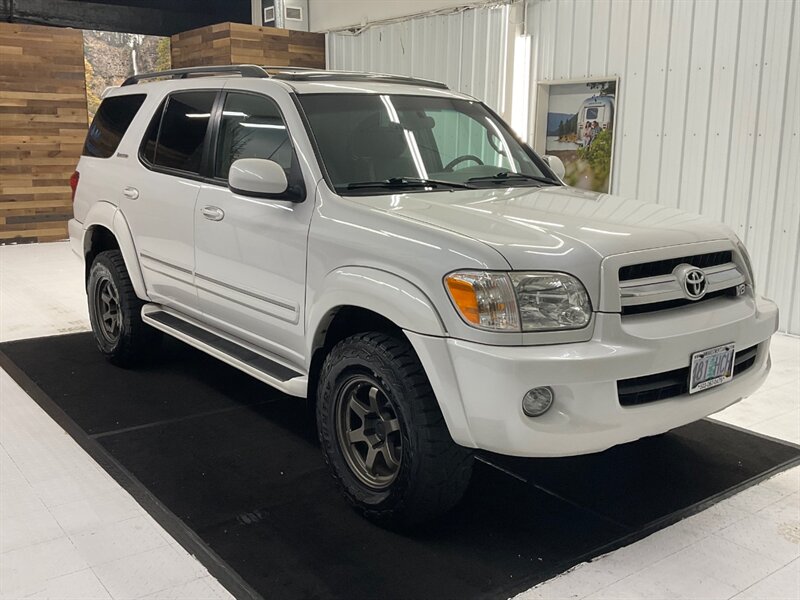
[307,266,477,447]
[307,266,446,356]
[82,202,149,301]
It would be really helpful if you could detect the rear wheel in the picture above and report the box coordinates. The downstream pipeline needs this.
[87,250,160,366]
[317,332,474,527]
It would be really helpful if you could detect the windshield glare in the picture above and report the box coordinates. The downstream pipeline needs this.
[298,93,555,194]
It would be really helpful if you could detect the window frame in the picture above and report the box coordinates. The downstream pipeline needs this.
[137,88,305,201]
[137,88,222,183]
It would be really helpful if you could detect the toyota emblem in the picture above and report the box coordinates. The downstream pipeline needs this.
[683,268,707,299]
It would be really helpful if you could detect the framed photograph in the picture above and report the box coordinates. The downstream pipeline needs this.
[532,78,618,193]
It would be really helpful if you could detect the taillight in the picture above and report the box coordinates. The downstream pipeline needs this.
[69,170,80,203]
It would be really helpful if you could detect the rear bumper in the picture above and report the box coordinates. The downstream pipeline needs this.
[408,295,779,457]
[68,218,83,260]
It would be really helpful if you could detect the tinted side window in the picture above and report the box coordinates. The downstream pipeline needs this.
[215,92,292,180]
[83,94,146,158]
[152,91,216,174]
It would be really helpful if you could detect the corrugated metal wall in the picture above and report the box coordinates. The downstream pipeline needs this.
[326,4,511,113]
[528,0,799,333]
[326,0,799,334]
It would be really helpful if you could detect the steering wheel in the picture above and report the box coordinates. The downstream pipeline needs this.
[444,154,484,172]
[487,131,504,154]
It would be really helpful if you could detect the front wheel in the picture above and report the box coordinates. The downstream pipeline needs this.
[87,250,160,366]
[317,332,474,527]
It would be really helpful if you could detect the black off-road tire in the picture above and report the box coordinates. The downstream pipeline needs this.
[317,332,474,527]
[87,250,160,367]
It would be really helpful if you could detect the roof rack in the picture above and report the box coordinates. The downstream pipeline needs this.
[269,69,450,90]
[262,65,323,73]
[121,65,269,86]
[119,64,449,91]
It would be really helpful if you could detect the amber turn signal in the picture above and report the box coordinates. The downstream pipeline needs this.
[444,271,520,331]
[445,276,481,325]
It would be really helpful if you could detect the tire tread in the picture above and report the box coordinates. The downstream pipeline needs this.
[317,331,473,527]
[88,250,159,366]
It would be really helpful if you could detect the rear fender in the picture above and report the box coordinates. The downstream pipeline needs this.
[82,202,149,300]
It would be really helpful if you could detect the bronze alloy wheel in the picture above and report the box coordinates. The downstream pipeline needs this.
[335,375,403,490]
[93,275,122,344]
[317,332,475,525]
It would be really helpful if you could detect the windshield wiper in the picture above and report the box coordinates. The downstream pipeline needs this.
[346,177,472,190]
[467,171,558,185]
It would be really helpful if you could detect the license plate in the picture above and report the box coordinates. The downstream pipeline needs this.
[689,344,735,394]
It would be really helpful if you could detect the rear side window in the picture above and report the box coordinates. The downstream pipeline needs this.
[83,94,146,158]
[140,91,216,175]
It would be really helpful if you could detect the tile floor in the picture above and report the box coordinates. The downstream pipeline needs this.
[1,242,798,600]
[0,243,231,600]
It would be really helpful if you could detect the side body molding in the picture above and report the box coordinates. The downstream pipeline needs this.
[82,202,150,301]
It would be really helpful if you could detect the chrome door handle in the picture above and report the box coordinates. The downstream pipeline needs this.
[201,206,225,221]
[122,187,139,200]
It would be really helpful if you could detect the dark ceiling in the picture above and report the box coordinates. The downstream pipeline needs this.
[1,0,252,37]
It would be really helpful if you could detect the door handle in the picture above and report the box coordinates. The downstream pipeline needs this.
[201,206,225,221]
[122,187,139,200]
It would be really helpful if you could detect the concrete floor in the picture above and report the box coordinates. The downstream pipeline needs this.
[1,241,798,600]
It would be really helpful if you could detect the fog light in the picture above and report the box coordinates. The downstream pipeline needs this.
[522,387,554,417]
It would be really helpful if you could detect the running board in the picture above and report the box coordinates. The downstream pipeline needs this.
[141,305,307,397]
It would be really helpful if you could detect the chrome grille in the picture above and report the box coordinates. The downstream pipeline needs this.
[621,287,739,316]
[619,251,733,281]
[618,255,745,315]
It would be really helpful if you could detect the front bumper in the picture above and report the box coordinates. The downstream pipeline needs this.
[407,295,779,457]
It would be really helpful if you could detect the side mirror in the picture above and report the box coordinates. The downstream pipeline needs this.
[543,155,566,180]
[229,158,289,198]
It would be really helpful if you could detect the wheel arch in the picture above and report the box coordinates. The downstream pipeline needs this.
[82,202,149,300]
[306,266,446,360]
[305,266,449,417]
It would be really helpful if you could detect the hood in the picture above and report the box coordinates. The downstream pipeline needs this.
[348,185,734,269]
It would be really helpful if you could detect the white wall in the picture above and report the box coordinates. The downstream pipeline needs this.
[308,0,482,32]
[327,4,511,114]
[326,0,800,334]
[527,0,799,334]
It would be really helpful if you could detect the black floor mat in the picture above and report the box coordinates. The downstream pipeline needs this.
[2,333,798,600]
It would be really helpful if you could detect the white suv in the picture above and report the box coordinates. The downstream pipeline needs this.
[69,65,779,526]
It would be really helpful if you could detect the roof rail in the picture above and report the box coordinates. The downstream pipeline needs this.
[121,64,269,86]
[269,70,450,90]
[262,65,323,73]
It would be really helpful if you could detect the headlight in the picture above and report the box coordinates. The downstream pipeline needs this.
[444,271,591,332]
[510,272,592,330]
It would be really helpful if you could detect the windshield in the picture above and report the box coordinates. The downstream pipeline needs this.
[297,93,559,194]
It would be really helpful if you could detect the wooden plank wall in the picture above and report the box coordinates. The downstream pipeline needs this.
[0,23,88,244]
[171,22,325,69]
[170,22,232,67]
